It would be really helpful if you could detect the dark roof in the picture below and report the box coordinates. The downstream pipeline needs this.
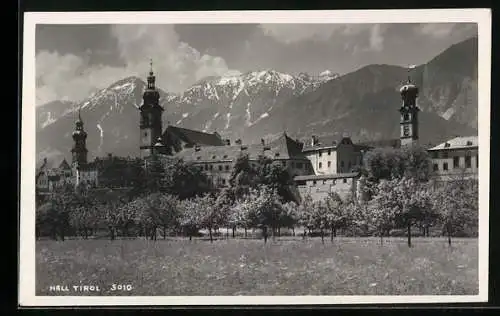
[174,133,309,162]
[294,172,360,181]
[302,135,356,152]
[59,159,71,170]
[162,126,225,147]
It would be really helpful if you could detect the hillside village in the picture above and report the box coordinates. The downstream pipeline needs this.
[36,59,478,203]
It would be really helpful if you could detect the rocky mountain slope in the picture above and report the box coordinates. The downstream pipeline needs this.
[35,37,478,165]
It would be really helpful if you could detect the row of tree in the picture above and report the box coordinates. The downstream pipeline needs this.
[36,175,478,247]
[36,144,479,247]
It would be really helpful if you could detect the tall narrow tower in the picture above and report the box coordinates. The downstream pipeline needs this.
[399,69,420,147]
[71,108,88,167]
[139,59,164,158]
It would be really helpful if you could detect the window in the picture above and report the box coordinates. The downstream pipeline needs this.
[476,156,479,168]
[196,156,201,160]
[443,162,448,171]
[452,156,459,169]
[218,165,223,171]
[465,156,471,168]
[275,153,280,157]
[296,162,303,169]
[223,155,228,159]
[340,161,344,168]
[225,165,229,171]
[318,162,322,169]
[442,152,448,159]
[343,179,347,183]
[210,165,213,170]
[319,151,322,157]
[433,164,439,171]
[312,180,317,186]
[212,155,216,159]
[328,149,331,156]
[403,113,410,121]
[327,161,331,168]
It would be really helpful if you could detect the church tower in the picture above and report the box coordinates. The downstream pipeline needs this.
[399,71,420,147]
[71,108,88,167]
[139,59,164,158]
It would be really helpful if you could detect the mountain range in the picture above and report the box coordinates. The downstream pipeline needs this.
[36,37,478,167]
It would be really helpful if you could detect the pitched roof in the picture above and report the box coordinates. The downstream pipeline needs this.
[174,133,308,162]
[428,136,478,151]
[302,135,360,152]
[59,159,71,170]
[162,126,225,147]
[294,172,360,181]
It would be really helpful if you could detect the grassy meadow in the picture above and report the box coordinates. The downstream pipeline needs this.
[36,237,478,296]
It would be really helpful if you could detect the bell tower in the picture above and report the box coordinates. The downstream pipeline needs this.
[139,59,164,158]
[71,108,88,167]
[399,69,420,147]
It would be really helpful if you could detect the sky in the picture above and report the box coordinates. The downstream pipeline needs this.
[35,23,477,106]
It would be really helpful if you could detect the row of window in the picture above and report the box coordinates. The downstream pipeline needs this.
[318,149,332,157]
[433,155,477,171]
[201,164,231,172]
[431,150,475,159]
[318,160,353,170]
[311,178,349,186]
[199,161,310,172]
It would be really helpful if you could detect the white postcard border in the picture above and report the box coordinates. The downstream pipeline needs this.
[20,9,492,306]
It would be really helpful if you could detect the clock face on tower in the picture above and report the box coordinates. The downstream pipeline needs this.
[403,125,410,137]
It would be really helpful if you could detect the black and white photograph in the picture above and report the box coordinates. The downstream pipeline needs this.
[19,9,491,306]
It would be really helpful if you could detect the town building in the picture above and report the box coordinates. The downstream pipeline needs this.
[428,136,478,182]
[36,63,478,203]
[174,133,314,188]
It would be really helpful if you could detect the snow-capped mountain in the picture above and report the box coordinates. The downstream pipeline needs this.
[36,69,337,163]
[35,37,478,165]
[165,69,339,140]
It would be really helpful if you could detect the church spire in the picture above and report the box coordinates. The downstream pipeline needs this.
[147,58,156,90]
[72,107,88,166]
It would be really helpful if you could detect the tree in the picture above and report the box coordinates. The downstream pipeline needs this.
[197,194,221,243]
[177,197,204,240]
[228,153,258,199]
[162,158,211,199]
[156,193,180,239]
[256,156,296,203]
[363,145,432,183]
[98,196,126,241]
[48,187,79,241]
[432,179,478,245]
[69,194,99,239]
[368,177,435,247]
[280,201,300,236]
[366,179,398,245]
[312,201,329,244]
[298,194,315,239]
[324,192,347,241]
[252,186,283,242]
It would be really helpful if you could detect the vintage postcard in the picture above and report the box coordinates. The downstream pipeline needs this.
[20,9,491,306]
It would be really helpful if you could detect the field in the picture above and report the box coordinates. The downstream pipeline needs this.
[36,237,478,296]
